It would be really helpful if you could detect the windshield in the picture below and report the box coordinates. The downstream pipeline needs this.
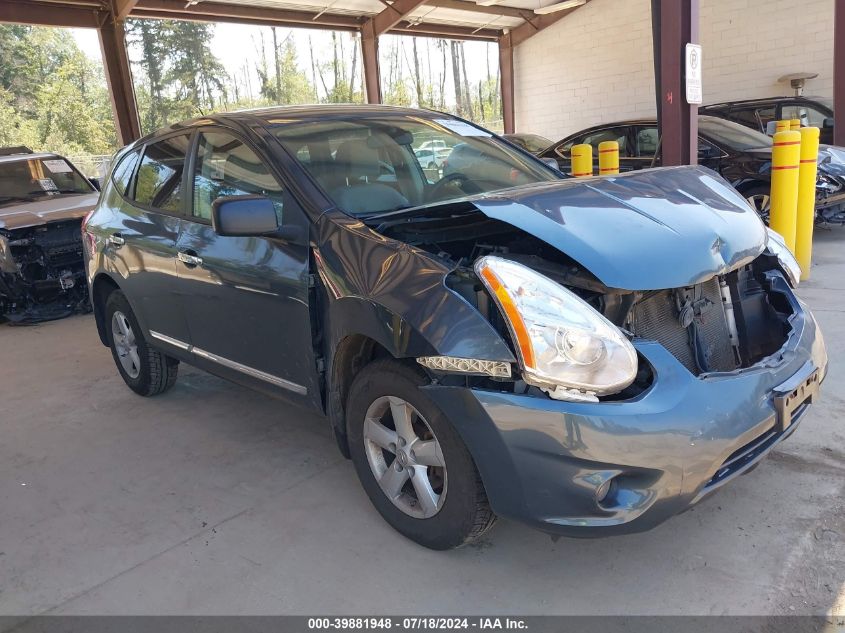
[0,156,94,208]
[698,116,772,151]
[272,115,559,216]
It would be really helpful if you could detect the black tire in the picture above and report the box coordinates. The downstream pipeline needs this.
[105,290,178,397]
[739,182,771,225]
[346,359,496,549]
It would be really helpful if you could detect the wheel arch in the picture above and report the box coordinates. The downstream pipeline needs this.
[91,273,121,346]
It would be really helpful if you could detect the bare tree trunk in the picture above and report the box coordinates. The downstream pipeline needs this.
[308,35,319,100]
[349,34,358,99]
[439,40,446,109]
[460,42,471,119]
[411,38,424,106]
[272,27,281,100]
[450,40,463,116]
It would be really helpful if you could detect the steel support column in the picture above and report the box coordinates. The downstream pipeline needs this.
[362,23,382,104]
[98,18,142,145]
[651,0,699,166]
[499,33,515,134]
[835,0,845,146]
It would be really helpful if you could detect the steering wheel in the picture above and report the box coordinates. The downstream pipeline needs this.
[425,172,475,202]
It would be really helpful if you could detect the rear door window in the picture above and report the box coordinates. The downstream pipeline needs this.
[133,134,192,213]
[111,149,141,196]
[581,127,630,156]
[635,127,659,157]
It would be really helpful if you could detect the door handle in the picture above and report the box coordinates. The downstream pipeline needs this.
[177,251,203,267]
[107,233,125,247]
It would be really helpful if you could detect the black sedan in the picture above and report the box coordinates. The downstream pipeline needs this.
[700,96,835,144]
[539,115,845,223]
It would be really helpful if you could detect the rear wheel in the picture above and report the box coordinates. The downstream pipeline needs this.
[105,290,178,396]
[347,359,496,549]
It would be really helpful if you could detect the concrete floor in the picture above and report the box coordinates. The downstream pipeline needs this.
[1,233,844,617]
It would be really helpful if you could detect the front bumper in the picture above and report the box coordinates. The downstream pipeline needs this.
[425,282,827,537]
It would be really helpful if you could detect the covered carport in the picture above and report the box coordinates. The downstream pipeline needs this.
[1,0,844,621]
[5,0,842,159]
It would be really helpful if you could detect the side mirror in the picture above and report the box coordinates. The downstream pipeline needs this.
[89,177,101,191]
[212,195,297,239]
[823,117,835,129]
[765,121,778,136]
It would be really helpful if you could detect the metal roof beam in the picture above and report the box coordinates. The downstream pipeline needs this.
[113,0,140,21]
[133,0,364,28]
[426,0,532,21]
[0,0,101,28]
[362,0,429,38]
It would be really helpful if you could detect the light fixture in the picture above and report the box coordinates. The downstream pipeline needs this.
[534,0,586,15]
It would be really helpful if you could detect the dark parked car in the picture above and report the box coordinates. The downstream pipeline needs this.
[700,96,835,144]
[84,106,826,549]
[0,146,98,322]
[540,115,845,224]
[502,133,553,155]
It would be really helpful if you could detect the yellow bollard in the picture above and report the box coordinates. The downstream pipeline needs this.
[796,126,820,280]
[571,143,593,177]
[598,141,619,176]
[775,120,791,133]
[789,118,801,131]
[769,130,801,252]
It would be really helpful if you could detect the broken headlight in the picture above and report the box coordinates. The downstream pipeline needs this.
[766,227,801,287]
[475,256,638,402]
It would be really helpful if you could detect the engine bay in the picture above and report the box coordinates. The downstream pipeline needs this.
[0,219,90,323]
[375,207,795,400]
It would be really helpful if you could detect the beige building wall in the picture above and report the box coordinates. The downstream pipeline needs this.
[513,0,835,140]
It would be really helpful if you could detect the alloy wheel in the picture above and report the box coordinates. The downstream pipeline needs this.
[111,310,141,379]
[746,193,770,222]
[363,395,447,519]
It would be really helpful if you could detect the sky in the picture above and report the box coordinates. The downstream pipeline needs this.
[70,23,497,106]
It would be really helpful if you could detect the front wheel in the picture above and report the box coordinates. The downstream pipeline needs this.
[741,183,771,225]
[346,359,496,549]
[105,290,179,396]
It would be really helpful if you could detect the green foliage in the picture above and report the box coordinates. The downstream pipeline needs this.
[0,25,118,158]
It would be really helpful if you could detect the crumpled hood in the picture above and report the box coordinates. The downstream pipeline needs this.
[0,193,99,231]
[469,165,767,291]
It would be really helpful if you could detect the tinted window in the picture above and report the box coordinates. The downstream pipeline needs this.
[192,131,283,223]
[111,149,140,196]
[698,116,772,150]
[727,108,761,130]
[754,105,776,129]
[134,135,191,212]
[581,128,629,155]
[635,127,659,157]
[781,103,829,128]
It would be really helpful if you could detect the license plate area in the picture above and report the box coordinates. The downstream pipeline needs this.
[773,364,819,432]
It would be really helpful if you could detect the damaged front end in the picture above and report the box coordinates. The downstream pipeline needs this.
[0,219,90,323]
[373,166,812,403]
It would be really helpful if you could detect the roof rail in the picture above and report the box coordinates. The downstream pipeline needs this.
[0,146,33,156]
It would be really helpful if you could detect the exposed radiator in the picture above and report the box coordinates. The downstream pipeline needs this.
[629,277,738,374]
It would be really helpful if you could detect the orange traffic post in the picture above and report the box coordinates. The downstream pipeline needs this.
[598,140,619,175]
[571,143,593,177]
[796,126,820,280]
[789,118,801,131]
[775,120,791,133]
[769,130,802,252]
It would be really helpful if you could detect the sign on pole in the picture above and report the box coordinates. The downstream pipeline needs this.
[685,43,702,105]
